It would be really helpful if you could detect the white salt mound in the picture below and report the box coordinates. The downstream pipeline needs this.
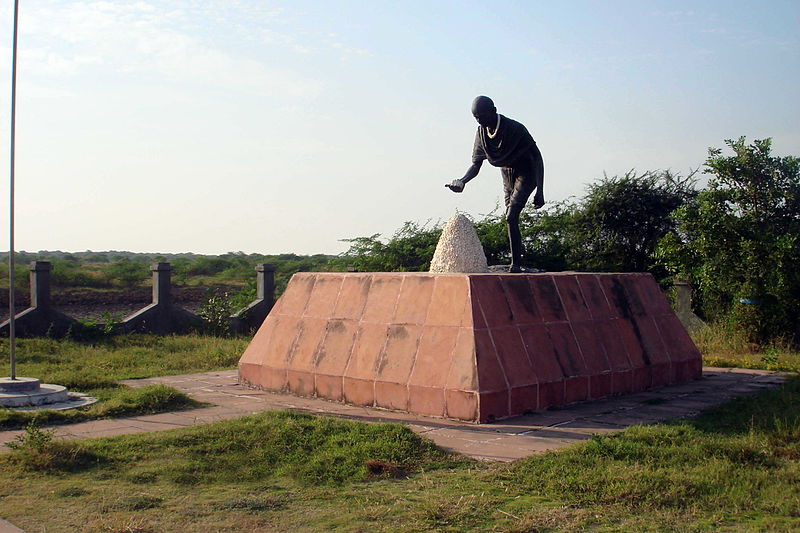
[429,214,489,273]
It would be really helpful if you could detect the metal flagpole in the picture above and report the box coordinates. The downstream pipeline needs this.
[8,0,19,380]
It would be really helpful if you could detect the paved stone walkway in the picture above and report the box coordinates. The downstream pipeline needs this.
[0,367,788,462]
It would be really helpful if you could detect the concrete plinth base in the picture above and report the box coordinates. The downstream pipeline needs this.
[238,272,702,423]
[0,376,95,409]
[0,377,41,393]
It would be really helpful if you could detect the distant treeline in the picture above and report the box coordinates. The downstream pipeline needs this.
[0,251,335,300]
[0,250,333,265]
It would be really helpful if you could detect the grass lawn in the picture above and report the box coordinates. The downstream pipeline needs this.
[1,375,799,532]
[0,327,798,531]
[0,335,250,429]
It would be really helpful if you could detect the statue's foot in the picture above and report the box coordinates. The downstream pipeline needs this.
[508,264,522,273]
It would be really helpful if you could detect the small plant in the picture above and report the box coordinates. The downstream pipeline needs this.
[99,385,200,418]
[129,471,159,484]
[7,420,56,452]
[98,311,124,335]
[73,311,124,340]
[6,420,99,472]
[761,352,779,367]
[198,291,235,336]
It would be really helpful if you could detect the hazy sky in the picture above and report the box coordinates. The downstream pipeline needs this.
[0,1,797,255]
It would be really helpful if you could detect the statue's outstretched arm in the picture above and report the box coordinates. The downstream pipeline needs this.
[446,161,483,193]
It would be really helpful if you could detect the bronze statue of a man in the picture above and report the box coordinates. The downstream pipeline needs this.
[447,96,544,273]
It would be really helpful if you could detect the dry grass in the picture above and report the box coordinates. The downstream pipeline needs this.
[692,323,800,372]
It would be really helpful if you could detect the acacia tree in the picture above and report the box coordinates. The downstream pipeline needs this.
[659,138,800,342]
[567,170,697,275]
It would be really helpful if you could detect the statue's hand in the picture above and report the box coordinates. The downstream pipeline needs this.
[532,191,545,209]
[445,179,465,193]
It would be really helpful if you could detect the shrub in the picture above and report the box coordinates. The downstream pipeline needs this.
[6,421,100,472]
[51,259,105,288]
[332,220,441,272]
[568,169,697,275]
[198,292,235,336]
[103,259,149,288]
[659,138,800,343]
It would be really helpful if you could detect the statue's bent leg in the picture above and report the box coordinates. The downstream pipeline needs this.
[506,202,525,270]
[505,172,536,271]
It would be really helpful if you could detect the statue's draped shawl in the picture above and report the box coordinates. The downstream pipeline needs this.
[472,114,537,168]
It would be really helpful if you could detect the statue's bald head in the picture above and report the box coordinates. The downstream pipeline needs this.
[471,96,495,115]
[471,96,497,128]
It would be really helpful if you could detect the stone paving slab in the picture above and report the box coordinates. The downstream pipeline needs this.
[0,367,790,462]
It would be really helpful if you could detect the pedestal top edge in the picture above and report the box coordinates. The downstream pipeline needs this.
[289,271,650,278]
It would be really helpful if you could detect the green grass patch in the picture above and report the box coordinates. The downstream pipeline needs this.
[0,385,201,430]
[2,410,460,486]
[501,377,800,530]
[2,378,799,532]
[0,334,249,383]
[0,334,247,430]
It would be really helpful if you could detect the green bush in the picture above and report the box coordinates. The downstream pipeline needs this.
[659,138,800,343]
[198,292,236,336]
[103,259,149,288]
[332,221,441,272]
[184,257,231,276]
[51,259,106,288]
[567,169,697,275]
[0,261,30,289]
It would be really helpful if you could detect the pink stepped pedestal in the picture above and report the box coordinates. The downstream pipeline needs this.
[238,272,702,423]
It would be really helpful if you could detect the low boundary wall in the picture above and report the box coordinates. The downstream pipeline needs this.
[0,261,276,337]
